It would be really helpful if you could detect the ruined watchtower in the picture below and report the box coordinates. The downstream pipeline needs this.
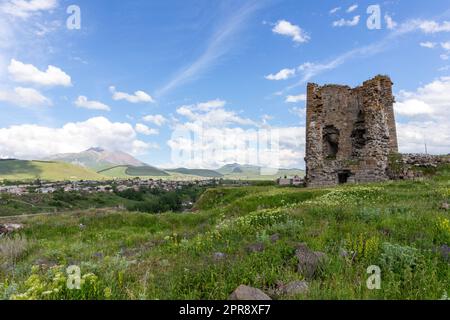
[305,75,398,187]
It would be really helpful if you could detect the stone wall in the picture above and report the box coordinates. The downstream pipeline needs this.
[305,75,398,187]
[388,154,450,180]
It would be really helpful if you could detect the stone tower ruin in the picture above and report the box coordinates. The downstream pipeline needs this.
[305,75,398,187]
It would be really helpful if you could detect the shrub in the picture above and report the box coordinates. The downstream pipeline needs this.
[10,265,110,300]
[0,235,29,266]
[379,242,423,274]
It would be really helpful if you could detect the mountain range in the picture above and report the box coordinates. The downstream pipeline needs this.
[0,148,304,181]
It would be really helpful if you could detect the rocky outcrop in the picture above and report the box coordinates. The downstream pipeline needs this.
[0,223,24,235]
[295,243,326,279]
[228,285,272,300]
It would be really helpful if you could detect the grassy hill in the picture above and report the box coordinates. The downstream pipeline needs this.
[0,160,105,182]
[97,165,169,178]
[165,168,223,178]
[218,163,304,180]
[0,164,448,300]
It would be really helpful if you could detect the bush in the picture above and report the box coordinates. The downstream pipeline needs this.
[0,235,29,266]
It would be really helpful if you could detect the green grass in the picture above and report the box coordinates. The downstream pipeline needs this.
[0,160,105,182]
[165,168,223,178]
[0,165,449,300]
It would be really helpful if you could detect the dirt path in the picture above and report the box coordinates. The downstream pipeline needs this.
[0,207,122,221]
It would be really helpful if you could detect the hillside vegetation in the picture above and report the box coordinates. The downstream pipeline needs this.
[0,165,448,300]
[0,160,105,182]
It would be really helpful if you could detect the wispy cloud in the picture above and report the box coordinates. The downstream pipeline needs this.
[332,16,360,27]
[282,17,450,93]
[346,4,358,13]
[156,1,264,97]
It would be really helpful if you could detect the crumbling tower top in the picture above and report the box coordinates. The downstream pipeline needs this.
[305,75,398,187]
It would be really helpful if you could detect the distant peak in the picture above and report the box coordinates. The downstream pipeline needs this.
[86,147,105,153]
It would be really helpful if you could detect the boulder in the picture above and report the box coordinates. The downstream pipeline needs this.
[440,202,449,211]
[270,233,280,243]
[0,223,24,235]
[438,245,450,262]
[229,285,272,300]
[213,252,226,261]
[295,243,326,279]
[246,242,265,253]
[278,281,309,296]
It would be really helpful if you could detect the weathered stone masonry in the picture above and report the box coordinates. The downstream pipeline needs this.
[305,75,399,187]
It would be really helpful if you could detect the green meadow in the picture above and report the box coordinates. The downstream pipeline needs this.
[0,165,449,300]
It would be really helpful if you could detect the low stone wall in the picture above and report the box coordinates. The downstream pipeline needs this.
[401,154,450,167]
[388,153,450,180]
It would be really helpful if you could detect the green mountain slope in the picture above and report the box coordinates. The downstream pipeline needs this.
[217,163,305,180]
[165,168,223,177]
[98,165,169,177]
[0,160,105,181]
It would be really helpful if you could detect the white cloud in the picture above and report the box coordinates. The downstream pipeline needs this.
[0,117,154,159]
[109,86,155,103]
[0,86,51,107]
[441,54,449,61]
[285,94,306,103]
[395,99,434,116]
[0,0,58,18]
[346,4,358,13]
[415,20,450,33]
[142,114,167,126]
[272,20,310,43]
[329,7,340,15]
[420,42,436,49]
[135,123,159,136]
[75,96,111,111]
[441,42,450,51]
[167,100,305,169]
[289,107,306,119]
[196,99,226,111]
[333,16,360,27]
[176,101,256,127]
[385,14,397,30]
[265,68,296,81]
[395,77,450,154]
[8,59,71,87]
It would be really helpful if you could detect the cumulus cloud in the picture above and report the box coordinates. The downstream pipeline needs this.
[0,117,154,159]
[142,114,167,126]
[109,86,155,103]
[265,68,296,81]
[333,16,360,27]
[272,20,310,43]
[441,54,449,61]
[0,86,50,107]
[167,100,305,169]
[75,96,110,111]
[176,100,256,127]
[8,59,71,87]
[285,94,306,103]
[395,77,450,154]
[135,123,159,136]
[0,0,58,18]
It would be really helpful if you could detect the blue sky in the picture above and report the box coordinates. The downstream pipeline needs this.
[0,0,449,169]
